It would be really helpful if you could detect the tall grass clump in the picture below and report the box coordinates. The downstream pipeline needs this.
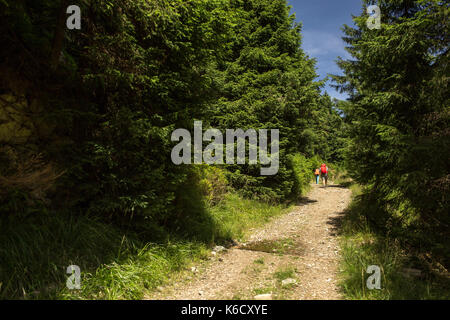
[209,193,290,242]
[338,185,450,300]
[0,209,210,300]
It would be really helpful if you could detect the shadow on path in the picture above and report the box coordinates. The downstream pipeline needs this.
[326,210,346,237]
[296,197,318,206]
[324,184,350,189]
[325,184,349,237]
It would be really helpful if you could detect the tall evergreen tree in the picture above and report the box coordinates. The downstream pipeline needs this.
[303,94,348,163]
[0,0,235,220]
[333,0,449,264]
[210,0,321,201]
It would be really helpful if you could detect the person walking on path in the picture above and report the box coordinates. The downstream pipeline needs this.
[320,163,328,186]
[314,168,320,184]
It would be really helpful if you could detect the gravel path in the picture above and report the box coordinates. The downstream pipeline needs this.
[146,183,352,300]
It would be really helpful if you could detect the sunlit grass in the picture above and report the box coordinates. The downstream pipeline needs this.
[0,191,289,300]
[338,183,450,300]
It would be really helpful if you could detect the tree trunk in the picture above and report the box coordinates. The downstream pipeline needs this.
[50,0,70,71]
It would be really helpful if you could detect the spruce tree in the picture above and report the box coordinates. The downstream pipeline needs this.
[210,0,321,201]
[333,0,449,264]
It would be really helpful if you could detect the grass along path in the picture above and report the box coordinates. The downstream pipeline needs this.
[146,183,352,300]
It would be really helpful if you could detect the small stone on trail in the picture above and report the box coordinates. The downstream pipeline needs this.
[213,245,226,252]
[254,293,272,300]
[281,278,297,286]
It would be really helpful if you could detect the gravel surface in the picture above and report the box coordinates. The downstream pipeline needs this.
[146,183,352,300]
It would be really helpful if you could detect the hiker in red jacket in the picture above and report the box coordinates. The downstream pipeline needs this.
[320,163,328,186]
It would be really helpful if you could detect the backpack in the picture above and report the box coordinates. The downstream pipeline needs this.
[315,169,320,175]
[320,164,327,174]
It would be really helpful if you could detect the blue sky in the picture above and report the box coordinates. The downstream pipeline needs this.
[287,0,363,100]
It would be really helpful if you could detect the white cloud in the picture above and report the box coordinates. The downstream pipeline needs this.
[300,30,351,101]
[326,88,349,101]
[302,30,351,59]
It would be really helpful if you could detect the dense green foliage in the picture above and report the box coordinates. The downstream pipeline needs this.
[207,0,323,201]
[303,95,348,163]
[333,0,449,266]
[2,0,446,300]
[3,0,238,220]
[0,0,346,299]
[0,0,339,218]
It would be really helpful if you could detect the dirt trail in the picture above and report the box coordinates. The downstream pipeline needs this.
[146,183,352,300]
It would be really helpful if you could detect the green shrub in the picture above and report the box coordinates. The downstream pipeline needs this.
[197,165,229,206]
[288,154,314,197]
